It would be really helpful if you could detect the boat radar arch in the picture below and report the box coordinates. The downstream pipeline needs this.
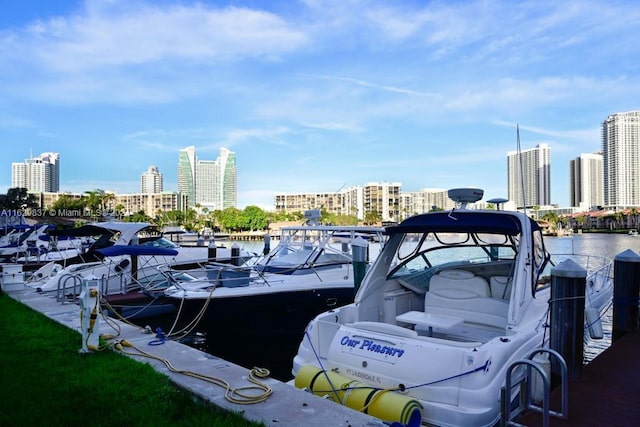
[487,197,509,211]
[447,188,484,209]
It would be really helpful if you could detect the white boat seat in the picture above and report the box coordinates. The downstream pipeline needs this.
[490,276,512,300]
[429,269,490,298]
[424,270,507,330]
[424,293,509,329]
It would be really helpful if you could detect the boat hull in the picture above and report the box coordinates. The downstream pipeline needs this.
[168,287,355,380]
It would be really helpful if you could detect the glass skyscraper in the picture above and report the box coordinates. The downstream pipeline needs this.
[177,146,237,210]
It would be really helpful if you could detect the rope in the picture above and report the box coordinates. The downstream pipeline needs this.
[304,331,343,402]
[166,281,216,339]
[547,295,586,303]
[148,327,168,346]
[114,339,273,405]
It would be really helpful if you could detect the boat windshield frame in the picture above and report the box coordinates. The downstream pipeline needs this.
[387,230,520,281]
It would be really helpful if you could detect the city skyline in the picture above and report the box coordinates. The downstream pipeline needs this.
[1,1,639,209]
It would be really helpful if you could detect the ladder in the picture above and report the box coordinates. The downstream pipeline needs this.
[501,348,569,427]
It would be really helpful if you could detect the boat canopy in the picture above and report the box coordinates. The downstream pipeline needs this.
[48,224,114,237]
[387,211,538,236]
[96,245,179,257]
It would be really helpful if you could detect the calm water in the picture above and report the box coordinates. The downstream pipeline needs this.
[544,232,640,259]
[153,233,639,375]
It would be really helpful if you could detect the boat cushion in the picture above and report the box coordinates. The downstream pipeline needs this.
[429,270,490,298]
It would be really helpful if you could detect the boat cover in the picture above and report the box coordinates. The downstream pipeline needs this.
[387,211,538,236]
[48,224,114,237]
[96,245,179,257]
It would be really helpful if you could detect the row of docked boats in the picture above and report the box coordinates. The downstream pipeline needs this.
[0,189,615,427]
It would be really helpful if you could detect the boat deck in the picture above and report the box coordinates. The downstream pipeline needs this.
[517,331,640,426]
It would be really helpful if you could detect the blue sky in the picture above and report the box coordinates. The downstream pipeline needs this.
[1,0,639,210]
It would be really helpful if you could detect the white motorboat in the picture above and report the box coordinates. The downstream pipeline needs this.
[27,221,254,296]
[0,224,51,261]
[290,188,613,427]
[161,222,386,380]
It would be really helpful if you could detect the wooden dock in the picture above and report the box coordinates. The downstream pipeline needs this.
[517,331,640,426]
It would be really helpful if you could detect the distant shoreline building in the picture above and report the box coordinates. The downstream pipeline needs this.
[12,152,60,193]
[507,143,551,209]
[140,165,163,194]
[177,146,197,207]
[177,146,237,210]
[275,184,456,222]
[603,111,640,208]
[569,153,603,210]
[36,191,188,219]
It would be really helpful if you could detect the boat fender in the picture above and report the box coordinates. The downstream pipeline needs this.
[295,365,422,427]
[585,306,604,340]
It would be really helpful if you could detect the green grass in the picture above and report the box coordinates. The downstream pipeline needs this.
[0,293,265,427]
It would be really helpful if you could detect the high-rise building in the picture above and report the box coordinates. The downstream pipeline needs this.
[569,153,603,210]
[507,143,551,209]
[363,182,402,222]
[195,160,217,209]
[218,147,237,210]
[275,182,402,222]
[177,146,237,210]
[140,165,163,194]
[177,146,197,207]
[11,152,60,193]
[602,111,640,207]
[402,188,453,218]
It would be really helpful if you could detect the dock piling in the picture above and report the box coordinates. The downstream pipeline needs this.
[612,249,640,343]
[549,258,586,381]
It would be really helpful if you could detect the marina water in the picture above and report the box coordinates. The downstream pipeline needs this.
[147,233,639,378]
[543,232,639,362]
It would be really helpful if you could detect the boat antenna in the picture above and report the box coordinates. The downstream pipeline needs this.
[317,183,347,224]
[517,124,528,215]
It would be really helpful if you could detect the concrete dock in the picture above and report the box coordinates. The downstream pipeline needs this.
[4,285,385,427]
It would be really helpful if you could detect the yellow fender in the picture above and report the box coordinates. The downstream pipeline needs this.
[295,365,422,427]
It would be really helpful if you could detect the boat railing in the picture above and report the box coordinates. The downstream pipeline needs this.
[550,253,612,274]
[550,253,613,293]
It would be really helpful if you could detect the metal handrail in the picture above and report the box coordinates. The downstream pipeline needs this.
[501,348,568,427]
[56,274,83,302]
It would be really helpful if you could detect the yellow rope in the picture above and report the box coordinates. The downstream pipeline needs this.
[114,339,273,405]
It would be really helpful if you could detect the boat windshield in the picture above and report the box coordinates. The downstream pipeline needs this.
[388,231,519,280]
[263,242,351,268]
[139,236,180,249]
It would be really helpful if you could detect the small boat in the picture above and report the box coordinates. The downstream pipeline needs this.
[161,220,386,380]
[628,229,638,236]
[290,188,613,427]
